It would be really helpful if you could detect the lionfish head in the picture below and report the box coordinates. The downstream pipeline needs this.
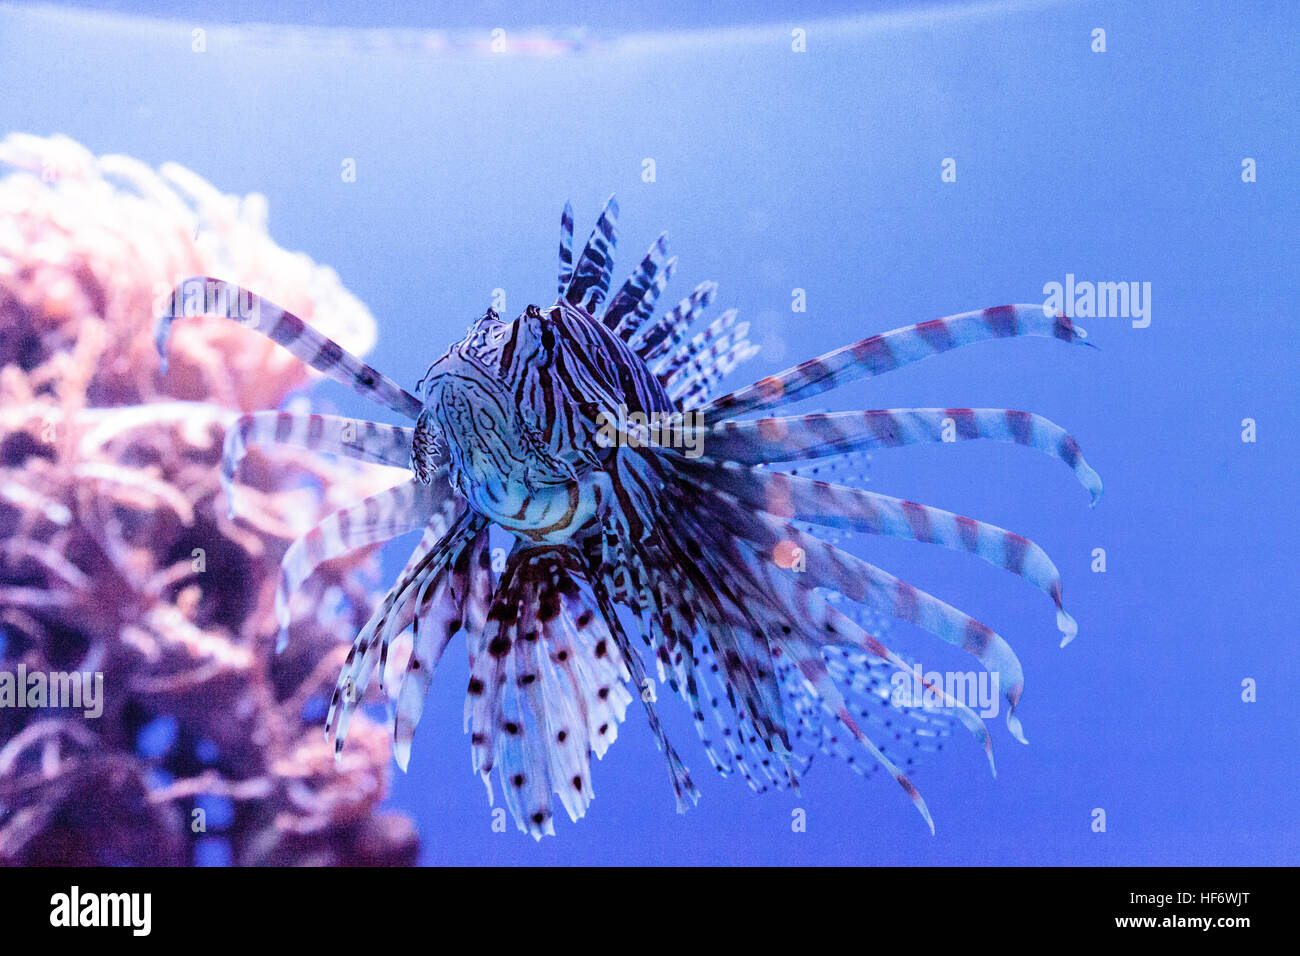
[415,305,579,508]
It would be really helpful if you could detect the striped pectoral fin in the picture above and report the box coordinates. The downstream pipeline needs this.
[690,407,1102,505]
[658,504,862,785]
[678,459,1078,644]
[819,612,992,775]
[397,501,462,580]
[391,566,463,771]
[276,480,451,651]
[701,305,1093,425]
[745,555,996,774]
[687,487,1030,743]
[585,580,700,813]
[823,647,959,763]
[155,276,423,420]
[811,537,1030,744]
[781,641,936,833]
[327,511,484,755]
[222,411,419,515]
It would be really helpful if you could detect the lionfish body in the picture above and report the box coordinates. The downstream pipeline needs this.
[155,198,1101,838]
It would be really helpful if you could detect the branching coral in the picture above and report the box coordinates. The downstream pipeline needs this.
[0,133,417,865]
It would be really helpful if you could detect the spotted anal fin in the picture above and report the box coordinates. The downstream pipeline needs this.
[466,546,634,838]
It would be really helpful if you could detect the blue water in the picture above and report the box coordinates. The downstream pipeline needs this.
[4,0,1295,865]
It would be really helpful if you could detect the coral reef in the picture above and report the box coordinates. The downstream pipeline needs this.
[0,133,417,865]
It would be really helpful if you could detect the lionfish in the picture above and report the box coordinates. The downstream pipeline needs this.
[154,198,1101,838]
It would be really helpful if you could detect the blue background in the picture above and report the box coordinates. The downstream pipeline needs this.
[2,0,1296,865]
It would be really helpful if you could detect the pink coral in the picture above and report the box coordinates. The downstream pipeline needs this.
[0,133,416,865]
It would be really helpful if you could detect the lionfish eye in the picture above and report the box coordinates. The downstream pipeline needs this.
[541,325,555,351]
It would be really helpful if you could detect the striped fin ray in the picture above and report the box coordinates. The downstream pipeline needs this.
[221,411,420,515]
[661,325,758,400]
[598,522,788,792]
[632,280,718,362]
[585,575,700,812]
[672,339,761,409]
[275,479,455,651]
[458,522,493,639]
[822,649,954,756]
[390,559,462,771]
[601,232,668,330]
[672,505,942,828]
[647,513,795,761]
[557,201,575,297]
[613,256,677,342]
[663,474,1029,743]
[697,632,793,791]
[781,650,955,782]
[599,531,738,781]
[652,308,741,378]
[563,196,619,314]
[687,408,1102,504]
[778,638,936,833]
[759,561,987,770]
[663,496,993,774]
[658,577,787,791]
[744,552,995,770]
[155,277,423,420]
[390,521,489,769]
[676,457,1078,644]
[641,515,825,790]
[701,305,1093,425]
[326,510,486,754]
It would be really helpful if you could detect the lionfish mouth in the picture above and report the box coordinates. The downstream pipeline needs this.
[154,197,1101,839]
